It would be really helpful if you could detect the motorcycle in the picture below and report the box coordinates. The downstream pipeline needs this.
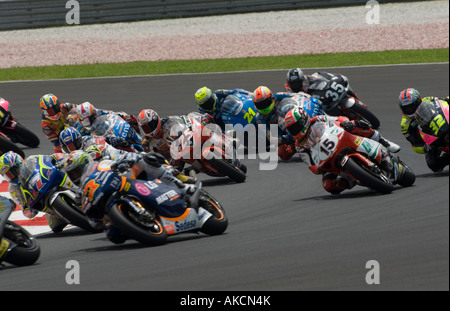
[19,155,99,233]
[307,74,381,129]
[81,159,228,246]
[0,132,25,158]
[0,196,40,266]
[170,115,247,183]
[305,120,415,194]
[415,98,449,157]
[91,113,143,151]
[0,98,40,149]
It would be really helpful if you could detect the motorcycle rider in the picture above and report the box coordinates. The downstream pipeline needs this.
[64,150,196,243]
[75,101,139,133]
[283,107,403,194]
[276,97,400,160]
[285,68,362,117]
[398,88,449,172]
[0,151,76,232]
[40,93,82,153]
[194,86,252,131]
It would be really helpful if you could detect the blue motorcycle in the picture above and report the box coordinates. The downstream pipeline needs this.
[81,159,228,246]
[0,196,40,266]
[19,155,98,233]
[220,93,270,151]
[91,113,143,149]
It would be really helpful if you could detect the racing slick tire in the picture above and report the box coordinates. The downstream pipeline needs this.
[198,189,228,236]
[2,221,40,266]
[207,158,246,183]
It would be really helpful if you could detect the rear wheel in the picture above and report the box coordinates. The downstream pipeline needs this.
[107,201,168,246]
[2,221,40,266]
[199,190,228,236]
[343,157,393,194]
[207,158,246,183]
[348,103,381,129]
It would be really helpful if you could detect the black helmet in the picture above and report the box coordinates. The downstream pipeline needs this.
[286,68,305,93]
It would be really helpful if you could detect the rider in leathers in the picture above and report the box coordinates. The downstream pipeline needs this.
[398,88,449,172]
[284,107,400,194]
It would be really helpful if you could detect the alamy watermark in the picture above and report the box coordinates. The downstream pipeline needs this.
[365,260,380,285]
[366,0,380,25]
[66,0,80,25]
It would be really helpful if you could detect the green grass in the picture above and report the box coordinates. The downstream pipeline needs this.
[0,48,448,82]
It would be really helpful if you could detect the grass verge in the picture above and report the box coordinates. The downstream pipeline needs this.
[0,48,448,82]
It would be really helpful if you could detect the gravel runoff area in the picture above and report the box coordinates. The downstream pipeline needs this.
[0,1,448,68]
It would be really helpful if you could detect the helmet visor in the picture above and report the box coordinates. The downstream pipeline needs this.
[255,98,274,114]
[200,96,216,112]
[140,118,159,136]
[4,167,19,183]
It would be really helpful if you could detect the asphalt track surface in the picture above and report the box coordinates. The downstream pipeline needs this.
[0,64,448,291]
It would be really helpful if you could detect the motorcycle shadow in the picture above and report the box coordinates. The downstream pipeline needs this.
[34,226,100,239]
[200,177,239,187]
[80,232,214,252]
[294,188,402,202]
[415,170,449,179]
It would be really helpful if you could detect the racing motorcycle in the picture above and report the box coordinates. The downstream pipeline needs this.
[81,159,228,246]
[415,98,449,159]
[19,155,99,233]
[0,132,24,158]
[170,115,247,183]
[306,74,381,129]
[0,98,40,149]
[1,196,40,266]
[91,113,143,151]
[305,120,415,194]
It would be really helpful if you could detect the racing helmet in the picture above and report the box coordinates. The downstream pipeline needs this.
[59,127,83,153]
[252,86,275,115]
[64,150,93,186]
[284,107,311,140]
[399,88,422,117]
[76,102,97,130]
[0,151,24,184]
[195,87,217,112]
[40,94,61,121]
[137,109,161,138]
[286,68,305,93]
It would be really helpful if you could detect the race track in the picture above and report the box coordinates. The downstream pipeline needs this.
[0,63,448,291]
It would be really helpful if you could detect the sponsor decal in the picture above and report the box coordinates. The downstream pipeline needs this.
[135,183,151,196]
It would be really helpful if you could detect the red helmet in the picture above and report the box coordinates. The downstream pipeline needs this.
[137,109,161,137]
[284,107,311,140]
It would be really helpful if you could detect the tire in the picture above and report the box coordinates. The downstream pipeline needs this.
[199,190,228,236]
[51,194,100,233]
[349,103,381,129]
[107,203,168,246]
[343,157,394,194]
[207,158,246,183]
[0,135,25,158]
[3,123,40,148]
[396,160,416,187]
[2,221,40,266]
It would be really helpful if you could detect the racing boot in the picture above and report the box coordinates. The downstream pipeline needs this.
[46,213,68,233]
[370,130,401,154]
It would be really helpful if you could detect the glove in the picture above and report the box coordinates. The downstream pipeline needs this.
[106,136,130,148]
[341,121,356,132]
[353,119,372,129]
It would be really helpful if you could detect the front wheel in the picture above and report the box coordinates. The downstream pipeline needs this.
[107,202,168,246]
[0,135,24,158]
[343,157,394,194]
[3,123,40,148]
[198,189,228,236]
[2,221,40,266]
[51,194,100,233]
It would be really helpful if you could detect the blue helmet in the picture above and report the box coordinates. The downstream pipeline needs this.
[59,127,83,153]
